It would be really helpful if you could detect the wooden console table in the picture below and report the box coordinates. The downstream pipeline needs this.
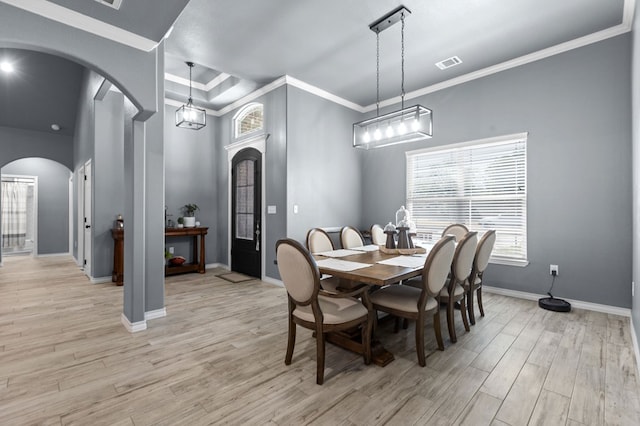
[111,227,209,285]
[164,227,208,276]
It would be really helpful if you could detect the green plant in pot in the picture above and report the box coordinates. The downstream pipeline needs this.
[181,204,199,227]
[177,217,184,228]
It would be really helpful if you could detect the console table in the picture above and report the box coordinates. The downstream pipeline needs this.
[111,227,209,286]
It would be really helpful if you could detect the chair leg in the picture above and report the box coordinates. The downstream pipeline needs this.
[415,314,425,367]
[447,298,457,343]
[316,331,325,385]
[467,286,476,326]
[362,316,373,365]
[459,296,470,332]
[433,308,444,351]
[477,287,485,317]
[285,317,296,365]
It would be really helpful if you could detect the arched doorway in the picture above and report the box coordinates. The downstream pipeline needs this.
[231,147,262,278]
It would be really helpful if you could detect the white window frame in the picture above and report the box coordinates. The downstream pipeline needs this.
[233,102,264,140]
[406,133,528,267]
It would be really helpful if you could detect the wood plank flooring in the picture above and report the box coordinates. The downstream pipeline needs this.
[1,255,639,425]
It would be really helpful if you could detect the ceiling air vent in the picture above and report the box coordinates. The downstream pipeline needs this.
[435,56,462,70]
[94,0,123,10]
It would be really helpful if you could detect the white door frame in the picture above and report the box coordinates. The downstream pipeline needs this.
[225,134,268,280]
[76,166,84,268]
[83,159,92,278]
[1,174,38,256]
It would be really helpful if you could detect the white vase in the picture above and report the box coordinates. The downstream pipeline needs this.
[184,216,196,227]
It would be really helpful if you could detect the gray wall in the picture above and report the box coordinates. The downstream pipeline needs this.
[93,90,125,279]
[2,157,70,255]
[0,126,73,170]
[164,104,217,264]
[631,8,640,348]
[362,34,632,308]
[286,86,363,243]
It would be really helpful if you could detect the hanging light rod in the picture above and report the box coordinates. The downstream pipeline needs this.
[369,5,411,34]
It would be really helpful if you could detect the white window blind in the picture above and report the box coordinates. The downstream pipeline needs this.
[406,133,527,265]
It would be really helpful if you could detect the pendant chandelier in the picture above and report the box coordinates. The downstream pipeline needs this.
[175,61,206,130]
[353,6,432,149]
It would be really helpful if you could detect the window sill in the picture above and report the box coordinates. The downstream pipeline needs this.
[490,258,529,267]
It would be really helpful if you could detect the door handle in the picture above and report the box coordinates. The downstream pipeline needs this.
[85,225,91,229]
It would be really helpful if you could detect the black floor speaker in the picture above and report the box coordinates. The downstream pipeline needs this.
[538,296,571,312]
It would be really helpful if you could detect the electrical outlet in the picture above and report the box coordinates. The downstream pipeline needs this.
[550,264,559,276]
[169,247,174,254]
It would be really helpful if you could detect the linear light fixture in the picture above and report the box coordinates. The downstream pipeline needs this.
[353,5,433,149]
[175,62,206,130]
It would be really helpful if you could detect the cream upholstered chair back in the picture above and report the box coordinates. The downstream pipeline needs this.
[452,231,478,282]
[475,230,496,274]
[423,236,457,296]
[340,226,365,249]
[442,223,469,242]
[276,239,320,304]
[370,224,386,245]
[306,228,334,254]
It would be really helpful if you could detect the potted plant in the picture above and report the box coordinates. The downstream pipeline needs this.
[181,204,199,227]
[177,217,184,228]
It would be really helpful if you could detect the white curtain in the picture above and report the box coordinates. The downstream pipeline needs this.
[1,181,28,249]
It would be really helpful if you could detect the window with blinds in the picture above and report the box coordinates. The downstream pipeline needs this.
[406,133,527,265]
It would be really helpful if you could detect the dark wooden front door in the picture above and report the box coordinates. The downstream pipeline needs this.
[231,148,261,278]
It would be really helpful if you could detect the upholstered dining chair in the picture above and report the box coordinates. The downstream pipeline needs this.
[305,227,334,254]
[276,238,372,385]
[467,230,496,325]
[439,231,477,343]
[369,235,456,366]
[441,223,469,242]
[305,227,343,292]
[340,226,365,249]
[370,224,386,245]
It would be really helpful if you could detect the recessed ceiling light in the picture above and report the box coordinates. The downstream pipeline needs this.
[0,61,14,73]
[51,124,61,131]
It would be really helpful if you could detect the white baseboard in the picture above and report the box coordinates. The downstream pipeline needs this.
[121,313,146,333]
[206,263,229,270]
[631,318,640,379]
[483,285,631,317]
[262,276,283,287]
[145,308,167,320]
[90,276,112,284]
[36,252,70,258]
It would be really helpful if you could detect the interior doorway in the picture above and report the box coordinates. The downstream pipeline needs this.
[1,175,37,256]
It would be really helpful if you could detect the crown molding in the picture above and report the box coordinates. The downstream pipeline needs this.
[0,0,157,52]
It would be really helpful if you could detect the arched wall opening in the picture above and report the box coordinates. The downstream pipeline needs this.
[0,5,167,329]
[1,157,72,257]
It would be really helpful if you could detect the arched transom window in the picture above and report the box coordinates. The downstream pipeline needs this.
[234,103,264,139]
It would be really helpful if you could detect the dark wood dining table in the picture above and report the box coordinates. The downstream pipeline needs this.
[314,246,431,366]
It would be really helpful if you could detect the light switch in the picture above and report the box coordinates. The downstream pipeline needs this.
[267,205,277,214]
[293,204,299,214]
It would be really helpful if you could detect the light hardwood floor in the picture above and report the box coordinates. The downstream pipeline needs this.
[1,255,639,425]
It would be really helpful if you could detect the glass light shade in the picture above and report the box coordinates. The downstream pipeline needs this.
[353,105,432,149]
[175,100,206,130]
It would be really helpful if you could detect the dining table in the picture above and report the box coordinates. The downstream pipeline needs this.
[313,243,434,366]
